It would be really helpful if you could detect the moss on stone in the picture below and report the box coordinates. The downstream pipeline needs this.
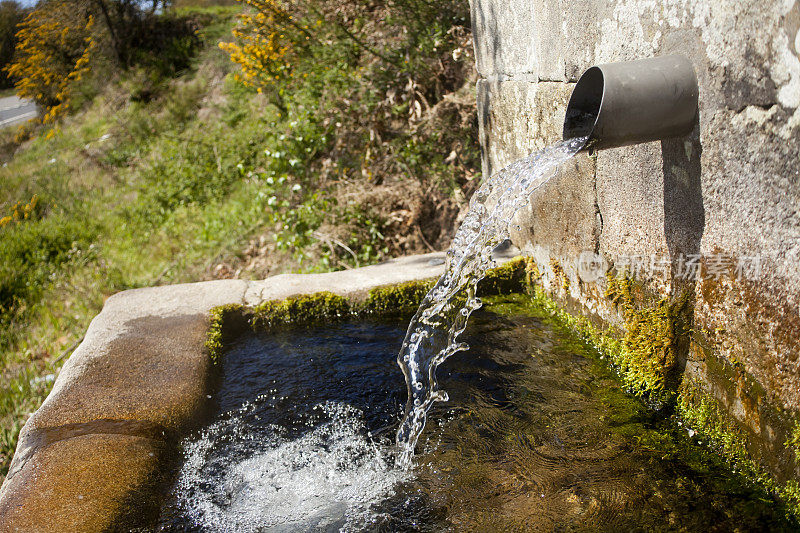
[523,270,687,405]
[483,267,800,523]
[205,303,243,364]
[525,257,541,285]
[549,258,569,291]
[519,283,800,522]
[208,258,534,344]
[539,282,686,405]
[251,291,350,331]
[677,380,800,520]
[785,420,800,507]
[781,481,800,520]
[478,256,529,295]
[677,381,752,466]
[618,296,688,402]
[788,420,800,456]
[359,256,531,316]
[525,283,624,363]
[605,271,633,309]
[360,279,434,315]
[600,272,689,404]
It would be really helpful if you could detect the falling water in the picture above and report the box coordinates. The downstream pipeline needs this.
[395,136,588,468]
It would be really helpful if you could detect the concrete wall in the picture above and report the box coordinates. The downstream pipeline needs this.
[471,0,800,484]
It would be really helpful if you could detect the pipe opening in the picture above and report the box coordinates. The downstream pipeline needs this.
[563,66,603,141]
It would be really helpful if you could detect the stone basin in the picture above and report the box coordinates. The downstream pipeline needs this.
[0,252,465,532]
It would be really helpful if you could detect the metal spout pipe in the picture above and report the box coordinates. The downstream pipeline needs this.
[563,55,699,150]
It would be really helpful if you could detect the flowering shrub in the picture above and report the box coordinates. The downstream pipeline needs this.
[0,194,41,229]
[0,1,26,89]
[218,0,307,92]
[4,0,200,128]
[4,0,96,123]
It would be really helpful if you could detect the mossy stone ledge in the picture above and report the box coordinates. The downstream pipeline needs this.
[206,256,532,350]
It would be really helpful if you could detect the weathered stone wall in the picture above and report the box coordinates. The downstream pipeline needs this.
[472,0,800,485]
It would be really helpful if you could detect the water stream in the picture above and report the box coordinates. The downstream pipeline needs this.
[395,136,587,467]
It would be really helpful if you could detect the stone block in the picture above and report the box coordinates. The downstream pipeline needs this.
[477,79,575,177]
[0,434,164,532]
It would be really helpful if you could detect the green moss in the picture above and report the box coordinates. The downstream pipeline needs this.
[781,481,800,520]
[513,284,800,523]
[528,275,684,406]
[618,296,688,402]
[206,294,352,360]
[787,420,800,456]
[208,259,533,342]
[251,291,350,331]
[490,270,800,523]
[538,270,800,522]
[677,381,800,520]
[677,382,752,466]
[520,284,626,376]
[480,292,544,320]
[205,303,243,363]
[525,257,541,285]
[784,419,800,515]
[605,271,633,309]
[600,272,690,404]
[478,256,529,295]
[359,256,530,316]
[360,279,434,316]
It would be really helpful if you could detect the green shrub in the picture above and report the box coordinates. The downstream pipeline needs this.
[0,213,95,334]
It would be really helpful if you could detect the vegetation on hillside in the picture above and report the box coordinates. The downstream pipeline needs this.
[5,0,201,124]
[0,0,479,478]
[0,0,26,90]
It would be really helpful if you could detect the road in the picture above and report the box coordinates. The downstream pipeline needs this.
[0,95,38,128]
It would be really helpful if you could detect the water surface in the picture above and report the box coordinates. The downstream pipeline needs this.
[156,297,794,531]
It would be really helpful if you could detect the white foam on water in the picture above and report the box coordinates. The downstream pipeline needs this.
[173,402,406,532]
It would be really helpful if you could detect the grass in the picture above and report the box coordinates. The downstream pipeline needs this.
[0,1,478,479]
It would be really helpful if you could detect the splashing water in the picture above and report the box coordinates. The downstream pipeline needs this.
[395,137,588,468]
[173,401,406,532]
